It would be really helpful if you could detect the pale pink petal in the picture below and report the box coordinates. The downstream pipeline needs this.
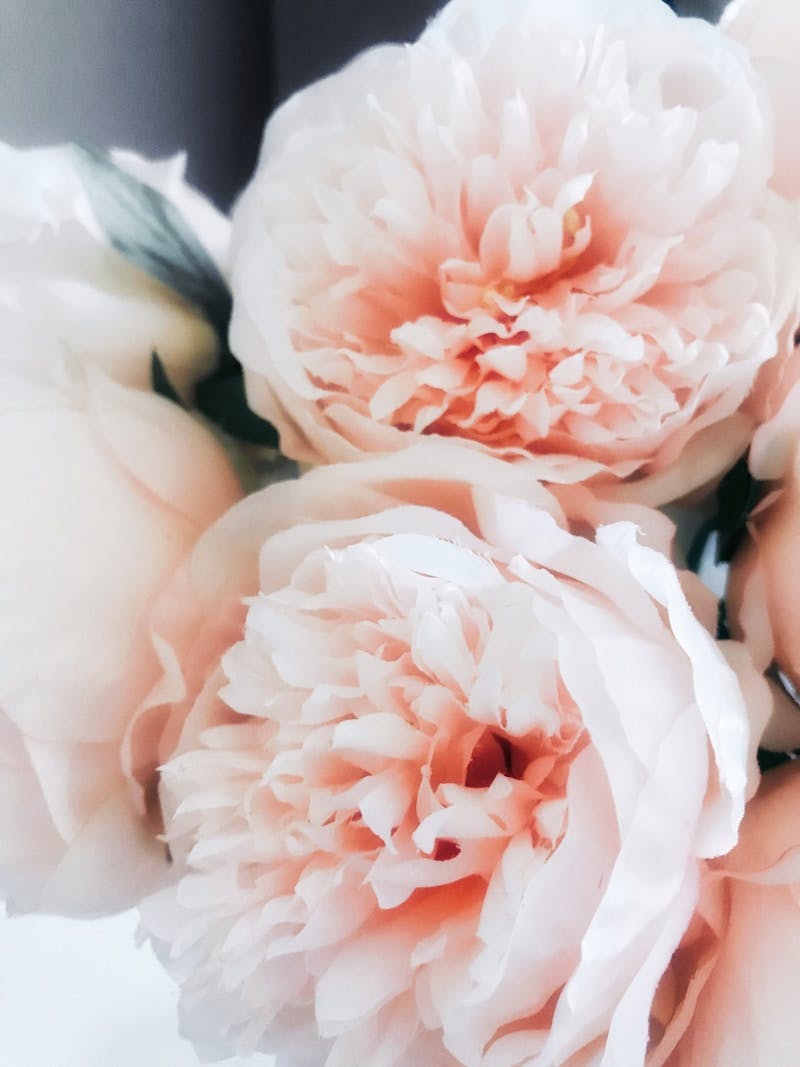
[672,764,800,1067]
[0,365,241,915]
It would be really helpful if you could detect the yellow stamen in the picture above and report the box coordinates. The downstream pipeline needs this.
[563,207,581,237]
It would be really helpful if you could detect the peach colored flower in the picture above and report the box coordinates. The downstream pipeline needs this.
[231,0,786,504]
[0,143,228,399]
[0,364,241,916]
[140,447,769,1066]
[655,761,800,1067]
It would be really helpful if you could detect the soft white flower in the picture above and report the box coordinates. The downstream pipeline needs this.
[0,143,228,398]
[0,363,242,916]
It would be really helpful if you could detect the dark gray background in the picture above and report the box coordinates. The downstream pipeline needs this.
[0,0,726,209]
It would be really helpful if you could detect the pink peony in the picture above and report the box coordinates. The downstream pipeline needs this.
[230,0,787,504]
[659,761,800,1067]
[722,0,800,201]
[141,447,769,1066]
[0,364,242,915]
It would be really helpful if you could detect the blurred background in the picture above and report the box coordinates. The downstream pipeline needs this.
[1,0,728,209]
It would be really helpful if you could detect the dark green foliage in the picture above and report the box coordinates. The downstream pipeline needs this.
[195,374,280,447]
[73,144,231,338]
[715,456,762,564]
[757,749,798,773]
[74,144,279,448]
[686,517,717,575]
[716,599,730,641]
[150,351,184,408]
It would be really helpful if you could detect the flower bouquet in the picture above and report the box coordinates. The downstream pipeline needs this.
[4,0,800,1064]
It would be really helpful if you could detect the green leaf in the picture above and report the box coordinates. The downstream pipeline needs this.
[72,144,231,338]
[195,374,280,448]
[74,144,282,450]
[686,516,717,575]
[715,456,762,564]
[757,748,799,773]
[150,351,184,407]
[716,599,730,641]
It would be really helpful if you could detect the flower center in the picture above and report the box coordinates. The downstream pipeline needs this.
[465,729,526,788]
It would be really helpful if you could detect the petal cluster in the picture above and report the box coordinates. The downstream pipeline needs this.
[232,0,783,500]
[143,463,765,1066]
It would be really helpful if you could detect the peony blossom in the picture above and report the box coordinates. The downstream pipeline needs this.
[230,0,787,504]
[140,447,770,1066]
[658,761,800,1067]
[722,0,800,202]
[0,143,227,399]
[0,363,242,916]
